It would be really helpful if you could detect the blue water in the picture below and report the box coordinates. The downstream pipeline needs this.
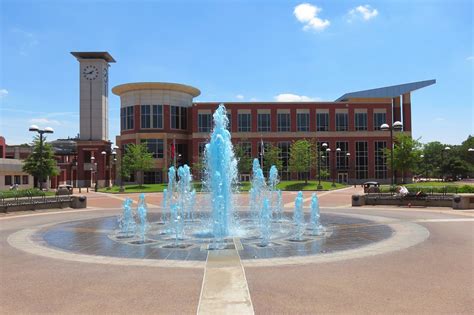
[136,193,148,242]
[204,104,238,241]
[250,158,266,221]
[119,197,135,237]
[310,193,322,235]
[293,191,305,240]
[260,198,271,246]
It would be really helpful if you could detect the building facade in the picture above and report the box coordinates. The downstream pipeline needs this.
[114,80,435,184]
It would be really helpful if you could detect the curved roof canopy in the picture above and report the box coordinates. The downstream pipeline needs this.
[335,79,436,102]
[112,82,201,97]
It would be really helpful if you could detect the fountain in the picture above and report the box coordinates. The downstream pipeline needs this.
[203,104,238,243]
[118,198,135,237]
[292,191,305,241]
[250,159,266,221]
[309,193,323,235]
[114,104,326,252]
[136,193,149,242]
[259,198,271,246]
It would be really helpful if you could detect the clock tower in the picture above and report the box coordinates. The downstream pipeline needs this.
[71,51,116,189]
[71,51,115,140]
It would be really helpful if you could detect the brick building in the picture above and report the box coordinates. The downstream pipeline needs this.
[113,80,435,184]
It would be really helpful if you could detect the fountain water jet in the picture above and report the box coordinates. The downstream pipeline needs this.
[204,104,238,242]
[292,191,305,241]
[309,193,323,235]
[136,193,149,242]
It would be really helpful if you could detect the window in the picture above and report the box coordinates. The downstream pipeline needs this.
[355,141,368,179]
[141,105,163,129]
[22,175,29,185]
[297,113,310,131]
[198,113,212,132]
[171,106,187,130]
[238,113,251,132]
[14,175,21,185]
[226,113,232,131]
[278,142,291,180]
[5,175,12,186]
[239,142,252,157]
[316,113,329,131]
[336,113,348,131]
[144,171,162,184]
[375,141,387,179]
[257,113,271,132]
[277,113,290,132]
[355,113,368,131]
[374,112,386,130]
[141,139,164,158]
[336,141,349,169]
[121,106,134,130]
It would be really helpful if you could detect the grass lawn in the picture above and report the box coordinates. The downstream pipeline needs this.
[100,180,347,194]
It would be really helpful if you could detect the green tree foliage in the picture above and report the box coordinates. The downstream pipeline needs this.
[385,134,422,183]
[234,143,253,175]
[263,144,282,175]
[122,143,154,187]
[22,135,59,188]
[418,141,444,178]
[289,139,315,184]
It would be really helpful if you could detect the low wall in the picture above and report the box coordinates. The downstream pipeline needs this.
[351,193,473,209]
[0,195,87,213]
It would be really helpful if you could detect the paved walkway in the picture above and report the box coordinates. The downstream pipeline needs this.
[1,188,473,314]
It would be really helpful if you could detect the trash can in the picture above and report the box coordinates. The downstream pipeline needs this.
[352,194,365,207]
[70,195,87,209]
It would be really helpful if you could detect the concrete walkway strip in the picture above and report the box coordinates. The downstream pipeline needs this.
[197,239,254,315]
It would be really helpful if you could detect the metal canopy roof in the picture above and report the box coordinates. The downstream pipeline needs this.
[335,79,436,102]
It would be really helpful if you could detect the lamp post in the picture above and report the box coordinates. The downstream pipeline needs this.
[101,150,107,188]
[346,152,351,185]
[420,154,425,180]
[113,145,125,192]
[333,147,341,187]
[28,125,54,190]
[380,121,403,188]
[442,146,451,181]
[91,155,98,191]
[317,142,328,190]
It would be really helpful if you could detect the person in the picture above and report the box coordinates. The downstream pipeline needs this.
[397,185,409,197]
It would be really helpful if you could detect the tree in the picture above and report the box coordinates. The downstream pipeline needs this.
[122,143,154,187]
[419,141,445,179]
[385,134,422,183]
[22,135,59,189]
[263,144,282,175]
[289,139,314,184]
[234,143,253,175]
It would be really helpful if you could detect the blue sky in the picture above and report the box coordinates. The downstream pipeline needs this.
[0,0,472,145]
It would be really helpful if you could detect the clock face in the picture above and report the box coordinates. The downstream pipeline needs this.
[83,65,99,80]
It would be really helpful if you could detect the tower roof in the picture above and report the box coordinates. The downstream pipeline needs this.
[70,51,116,63]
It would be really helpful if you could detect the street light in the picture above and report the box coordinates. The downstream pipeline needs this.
[28,125,54,190]
[317,143,328,190]
[380,121,403,188]
[346,152,351,185]
[442,146,451,181]
[113,145,125,192]
[333,147,341,187]
[101,150,107,188]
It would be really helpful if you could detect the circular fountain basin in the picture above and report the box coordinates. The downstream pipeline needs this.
[35,212,393,262]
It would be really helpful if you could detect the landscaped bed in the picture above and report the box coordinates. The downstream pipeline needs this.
[99,181,347,193]
[0,189,55,199]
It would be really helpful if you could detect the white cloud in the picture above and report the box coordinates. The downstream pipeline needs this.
[467,56,474,61]
[347,5,378,22]
[294,3,330,31]
[274,93,319,102]
[29,118,62,126]
[11,28,39,56]
[235,94,244,100]
[249,97,259,102]
[0,89,8,98]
